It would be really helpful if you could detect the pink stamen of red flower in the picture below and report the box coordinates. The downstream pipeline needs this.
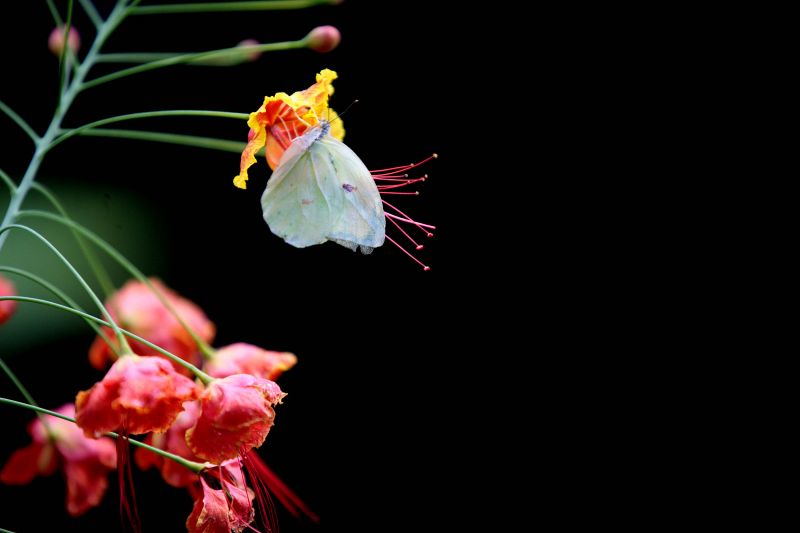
[371,154,437,271]
[117,431,142,533]
[243,452,320,525]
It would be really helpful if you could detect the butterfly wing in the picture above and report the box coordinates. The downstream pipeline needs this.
[261,128,385,251]
[261,132,342,248]
[316,136,385,252]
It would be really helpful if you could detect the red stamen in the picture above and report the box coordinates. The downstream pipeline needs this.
[117,429,142,533]
[377,178,427,190]
[383,202,437,232]
[381,191,419,196]
[243,452,320,527]
[385,213,436,231]
[385,234,430,271]
[371,173,409,179]
[370,153,437,174]
[387,213,424,250]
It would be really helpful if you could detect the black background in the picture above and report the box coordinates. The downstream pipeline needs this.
[0,1,485,532]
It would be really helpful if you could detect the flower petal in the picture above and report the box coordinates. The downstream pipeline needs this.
[186,375,285,463]
[0,442,51,484]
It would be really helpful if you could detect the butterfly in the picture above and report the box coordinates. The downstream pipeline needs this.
[261,120,385,253]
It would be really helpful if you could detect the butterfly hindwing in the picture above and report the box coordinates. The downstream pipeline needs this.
[261,126,385,251]
[317,136,385,251]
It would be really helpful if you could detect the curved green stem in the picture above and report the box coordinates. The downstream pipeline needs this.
[132,0,336,14]
[0,265,120,357]
[0,224,131,352]
[0,100,40,143]
[69,128,247,153]
[83,38,309,90]
[0,168,15,193]
[0,358,54,436]
[49,110,248,151]
[31,183,115,297]
[78,0,103,29]
[0,397,206,473]
[57,0,76,102]
[18,210,217,359]
[45,0,64,25]
[0,295,214,384]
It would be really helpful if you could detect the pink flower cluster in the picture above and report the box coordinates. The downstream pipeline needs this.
[0,277,307,532]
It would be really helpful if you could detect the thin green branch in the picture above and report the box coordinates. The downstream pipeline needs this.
[49,110,248,151]
[0,99,40,143]
[0,0,134,253]
[132,0,336,15]
[83,38,309,90]
[0,358,44,416]
[97,49,263,66]
[0,356,56,436]
[57,0,76,100]
[0,295,214,384]
[95,52,184,63]
[45,0,64,25]
[78,0,103,28]
[0,224,130,352]
[31,183,116,297]
[71,128,247,153]
[0,265,119,357]
[17,210,216,358]
[0,397,206,473]
[0,168,15,193]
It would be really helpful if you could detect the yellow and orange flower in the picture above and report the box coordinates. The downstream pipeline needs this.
[233,68,345,189]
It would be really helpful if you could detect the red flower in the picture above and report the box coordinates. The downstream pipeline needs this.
[135,400,202,488]
[0,274,17,325]
[187,460,254,533]
[76,354,200,436]
[88,278,215,372]
[0,404,116,516]
[205,343,297,380]
[186,375,285,463]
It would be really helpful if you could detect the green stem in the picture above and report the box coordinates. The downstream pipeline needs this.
[71,128,247,153]
[0,168,15,193]
[77,0,103,29]
[45,0,64,25]
[0,357,54,436]
[31,183,116,298]
[83,39,309,90]
[0,100,40,143]
[0,0,131,253]
[18,210,217,359]
[57,0,76,102]
[1,295,214,383]
[0,397,206,473]
[49,110,248,151]
[0,224,131,352]
[132,0,336,15]
[0,265,120,357]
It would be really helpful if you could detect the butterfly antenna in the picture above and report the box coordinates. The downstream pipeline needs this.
[332,99,359,123]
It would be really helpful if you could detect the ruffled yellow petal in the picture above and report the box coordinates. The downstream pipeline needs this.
[290,69,338,123]
[233,125,266,189]
[233,69,342,187]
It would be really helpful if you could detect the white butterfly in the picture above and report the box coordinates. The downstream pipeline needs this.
[261,121,386,253]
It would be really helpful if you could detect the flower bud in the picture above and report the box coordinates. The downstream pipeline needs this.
[307,25,341,53]
[0,275,17,325]
[48,26,80,56]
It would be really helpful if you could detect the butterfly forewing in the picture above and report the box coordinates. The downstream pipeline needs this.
[261,126,385,252]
